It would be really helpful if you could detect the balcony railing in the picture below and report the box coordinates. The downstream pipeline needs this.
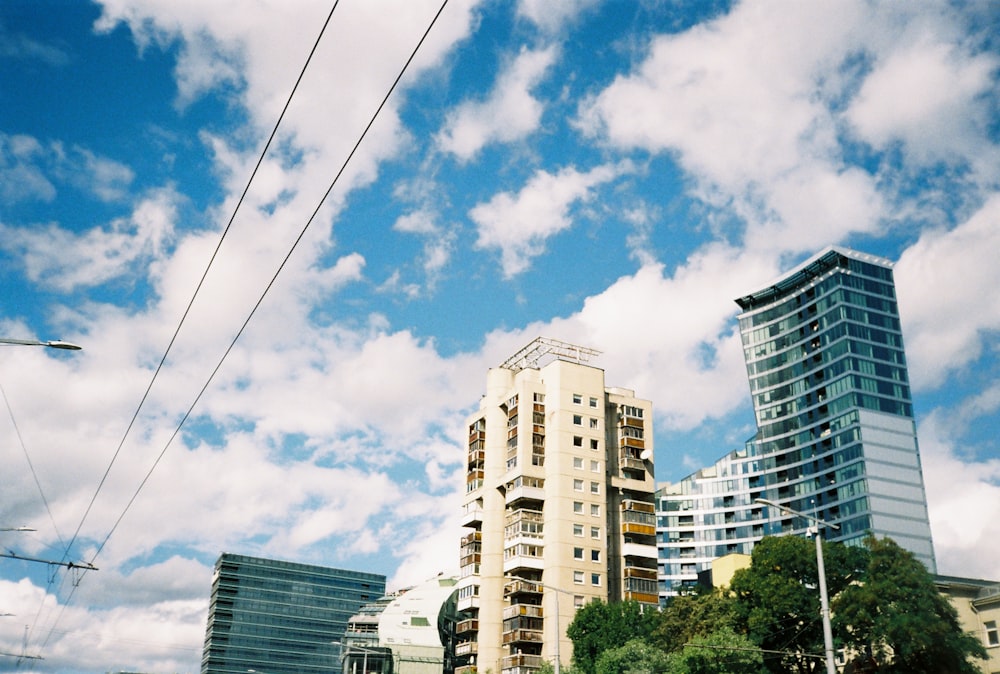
[502,628,544,645]
[502,603,543,619]
[456,618,479,634]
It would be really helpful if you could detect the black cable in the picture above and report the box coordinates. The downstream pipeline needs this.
[34,0,450,658]
[27,0,343,659]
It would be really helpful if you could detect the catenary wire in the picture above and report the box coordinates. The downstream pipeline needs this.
[31,0,450,659]
[56,0,343,570]
[21,0,344,661]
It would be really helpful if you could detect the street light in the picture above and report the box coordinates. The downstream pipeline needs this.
[0,337,82,350]
[755,498,839,674]
[0,527,36,532]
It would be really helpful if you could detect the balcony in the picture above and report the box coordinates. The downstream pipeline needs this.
[456,641,479,656]
[461,504,484,528]
[624,589,660,605]
[503,554,544,574]
[504,483,545,506]
[504,578,543,597]
[624,566,657,581]
[501,654,544,670]
[503,603,543,619]
[502,628,544,645]
[622,541,658,559]
[456,619,479,634]
[457,595,480,612]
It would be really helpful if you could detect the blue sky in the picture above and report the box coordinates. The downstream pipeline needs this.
[1,0,999,671]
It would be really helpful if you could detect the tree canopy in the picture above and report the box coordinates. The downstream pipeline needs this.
[728,534,867,673]
[564,535,986,674]
[565,599,659,674]
[834,536,986,673]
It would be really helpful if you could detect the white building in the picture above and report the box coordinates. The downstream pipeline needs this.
[456,338,657,674]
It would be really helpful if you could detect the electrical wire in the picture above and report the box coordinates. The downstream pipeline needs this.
[30,0,450,661]
[21,0,344,661]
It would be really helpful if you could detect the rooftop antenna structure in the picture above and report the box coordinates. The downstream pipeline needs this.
[500,337,601,373]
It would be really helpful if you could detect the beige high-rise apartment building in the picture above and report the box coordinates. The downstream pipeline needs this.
[455,338,657,674]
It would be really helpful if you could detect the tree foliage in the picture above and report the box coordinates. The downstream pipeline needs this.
[834,536,986,673]
[566,599,659,674]
[595,638,673,674]
[676,627,766,674]
[650,588,738,653]
[728,534,867,673]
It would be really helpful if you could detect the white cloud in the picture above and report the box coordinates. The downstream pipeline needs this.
[437,45,557,162]
[517,0,601,34]
[846,37,999,167]
[471,161,632,277]
[920,408,1000,580]
[0,187,177,292]
[0,133,56,203]
[895,194,1000,389]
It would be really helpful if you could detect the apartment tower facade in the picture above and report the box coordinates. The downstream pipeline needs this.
[456,338,657,674]
[658,247,936,596]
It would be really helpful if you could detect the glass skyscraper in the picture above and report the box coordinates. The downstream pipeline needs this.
[201,553,386,674]
[658,247,936,596]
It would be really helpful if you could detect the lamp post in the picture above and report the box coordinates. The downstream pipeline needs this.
[755,498,839,674]
[0,337,82,351]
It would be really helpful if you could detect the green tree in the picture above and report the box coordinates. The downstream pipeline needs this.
[728,534,867,673]
[676,627,766,674]
[651,588,738,653]
[566,599,659,674]
[595,638,673,674]
[834,536,986,673]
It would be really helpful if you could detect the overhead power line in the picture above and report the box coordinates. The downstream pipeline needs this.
[28,0,346,658]
[30,0,451,659]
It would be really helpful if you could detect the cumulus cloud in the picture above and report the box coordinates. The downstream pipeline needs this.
[0,187,177,291]
[470,161,632,277]
[437,45,557,162]
[846,38,999,167]
[920,407,1000,580]
[895,194,1000,389]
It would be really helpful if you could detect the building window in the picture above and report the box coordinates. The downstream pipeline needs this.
[986,620,999,647]
[590,526,601,539]
[591,549,600,562]
[589,397,599,408]
[590,439,599,450]
[574,595,585,608]
[590,418,599,429]
[574,547,584,560]
[590,460,600,472]
[590,481,600,494]
[573,571,584,584]
[590,504,600,517]
[573,457,584,469]
[573,414,583,426]
[574,501,584,514]
[574,479,584,492]
[572,393,582,404]
[591,573,601,586]
[573,523,584,537]
[573,436,583,447]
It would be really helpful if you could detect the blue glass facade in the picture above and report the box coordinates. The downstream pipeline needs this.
[658,248,936,597]
[201,553,386,674]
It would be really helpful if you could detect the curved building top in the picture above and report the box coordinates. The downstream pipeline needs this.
[734,246,895,312]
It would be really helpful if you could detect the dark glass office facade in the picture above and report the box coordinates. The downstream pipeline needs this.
[658,248,936,597]
[201,553,386,674]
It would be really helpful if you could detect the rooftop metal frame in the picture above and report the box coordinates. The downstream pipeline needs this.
[499,337,601,373]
